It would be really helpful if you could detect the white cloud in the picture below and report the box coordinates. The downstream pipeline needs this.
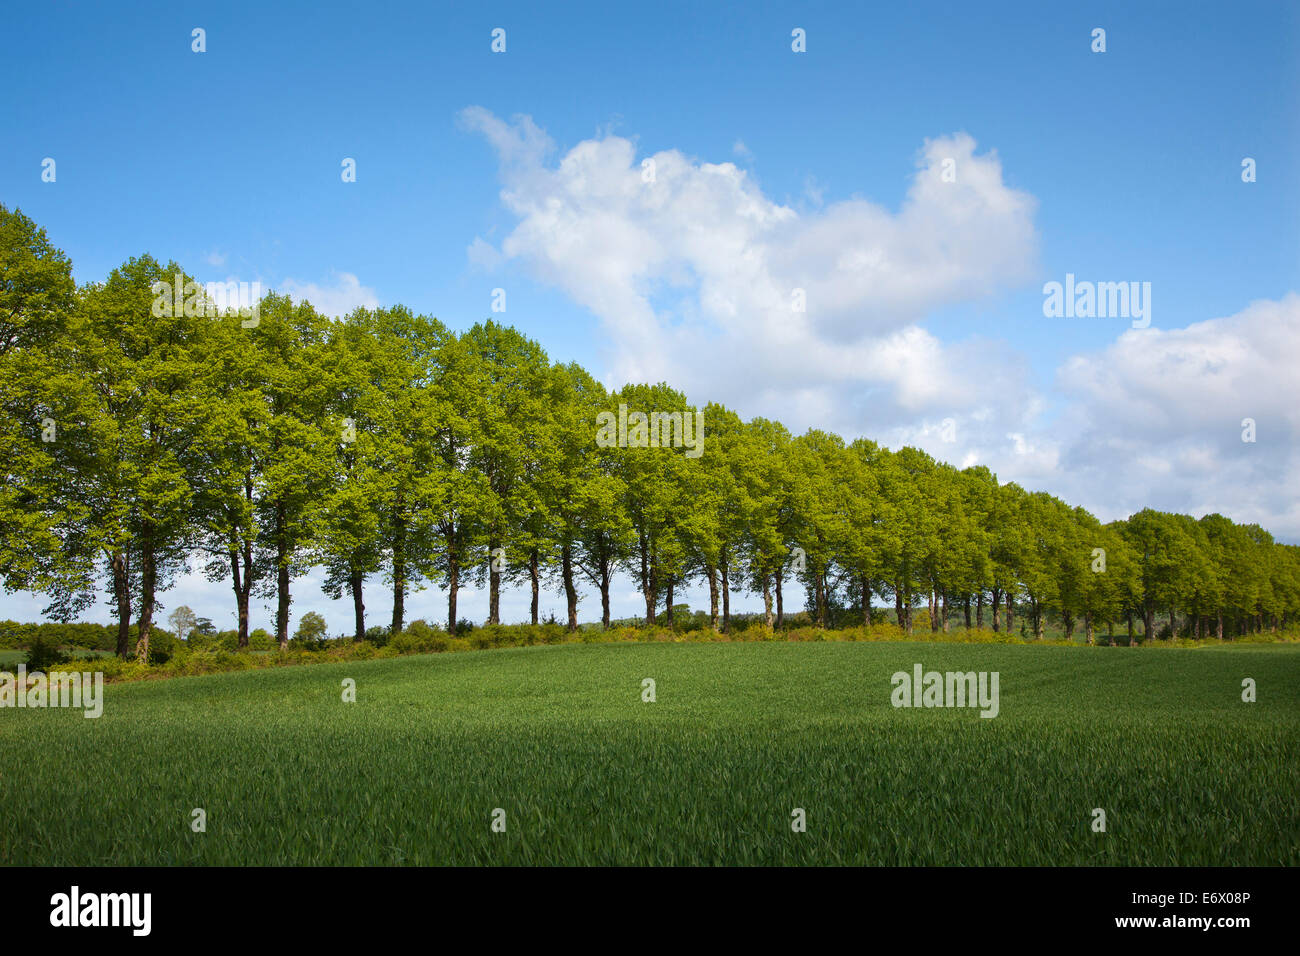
[462,109,1039,437]
[1045,294,1300,535]
[279,272,379,318]
[203,249,227,267]
[463,109,1299,541]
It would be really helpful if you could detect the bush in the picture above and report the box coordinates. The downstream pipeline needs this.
[148,630,177,665]
[25,634,70,671]
[0,621,26,648]
[364,625,391,647]
[391,620,450,654]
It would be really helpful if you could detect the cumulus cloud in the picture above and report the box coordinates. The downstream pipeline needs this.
[462,109,1298,540]
[279,272,379,318]
[461,108,1040,440]
[1046,294,1300,535]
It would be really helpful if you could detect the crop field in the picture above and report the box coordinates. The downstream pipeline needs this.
[2,641,1297,866]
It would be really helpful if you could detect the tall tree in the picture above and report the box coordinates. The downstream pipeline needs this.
[0,205,94,619]
[68,257,211,659]
[427,332,494,634]
[254,293,335,649]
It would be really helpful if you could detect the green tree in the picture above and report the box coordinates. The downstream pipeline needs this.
[167,605,198,642]
[70,256,211,659]
[0,205,92,620]
[254,293,335,649]
[462,321,554,625]
[427,332,495,634]
[293,610,328,645]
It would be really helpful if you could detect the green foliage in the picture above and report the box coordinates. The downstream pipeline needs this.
[147,630,177,666]
[4,205,1299,662]
[24,633,70,671]
[293,612,328,649]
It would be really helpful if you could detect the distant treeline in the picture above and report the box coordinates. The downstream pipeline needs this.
[0,620,279,653]
[3,204,1299,663]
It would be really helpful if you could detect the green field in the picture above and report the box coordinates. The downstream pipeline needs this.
[2,641,1297,865]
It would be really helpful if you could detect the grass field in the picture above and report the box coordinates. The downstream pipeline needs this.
[2,641,1297,866]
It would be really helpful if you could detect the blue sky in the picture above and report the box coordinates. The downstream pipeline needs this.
[2,1,1298,629]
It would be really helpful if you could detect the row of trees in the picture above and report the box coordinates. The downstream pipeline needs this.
[3,204,1299,660]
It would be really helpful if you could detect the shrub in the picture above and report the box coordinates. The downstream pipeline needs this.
[148,631,177,665]
[349,642,378,660]
[391,620,450,654]
[25,634,70,671]
[0,621,27,649]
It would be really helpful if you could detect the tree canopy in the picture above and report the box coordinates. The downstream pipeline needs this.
[3,203,1297,658]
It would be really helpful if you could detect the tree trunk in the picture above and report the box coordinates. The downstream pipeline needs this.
[764,574,774,629]
[561,544,578,632]
[600,561,611,629]
[1084,611,1094,645]
[775,568,784,629]
[390,514,407,634]
[351,565,365,641]
[446,545,459,636]
[640,538,655,626]
[276,506,291,651]
[230,547,250,648]
[942,591,950,633]
[665,578,675,627]
[976,591,984,629]
[529,549,540,626]
[895,586,905,629]
[1005,592,1015,633]
[991,586,1001,632]
[963,594,972,630]
[112,550,132,659]
[1216,611,1224,641]
[488,534,501,626]
[721,555,731,633]
[861,575,871,626]
[708,565,720,632]
[814,570,827,629]
[135,522,156,663]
